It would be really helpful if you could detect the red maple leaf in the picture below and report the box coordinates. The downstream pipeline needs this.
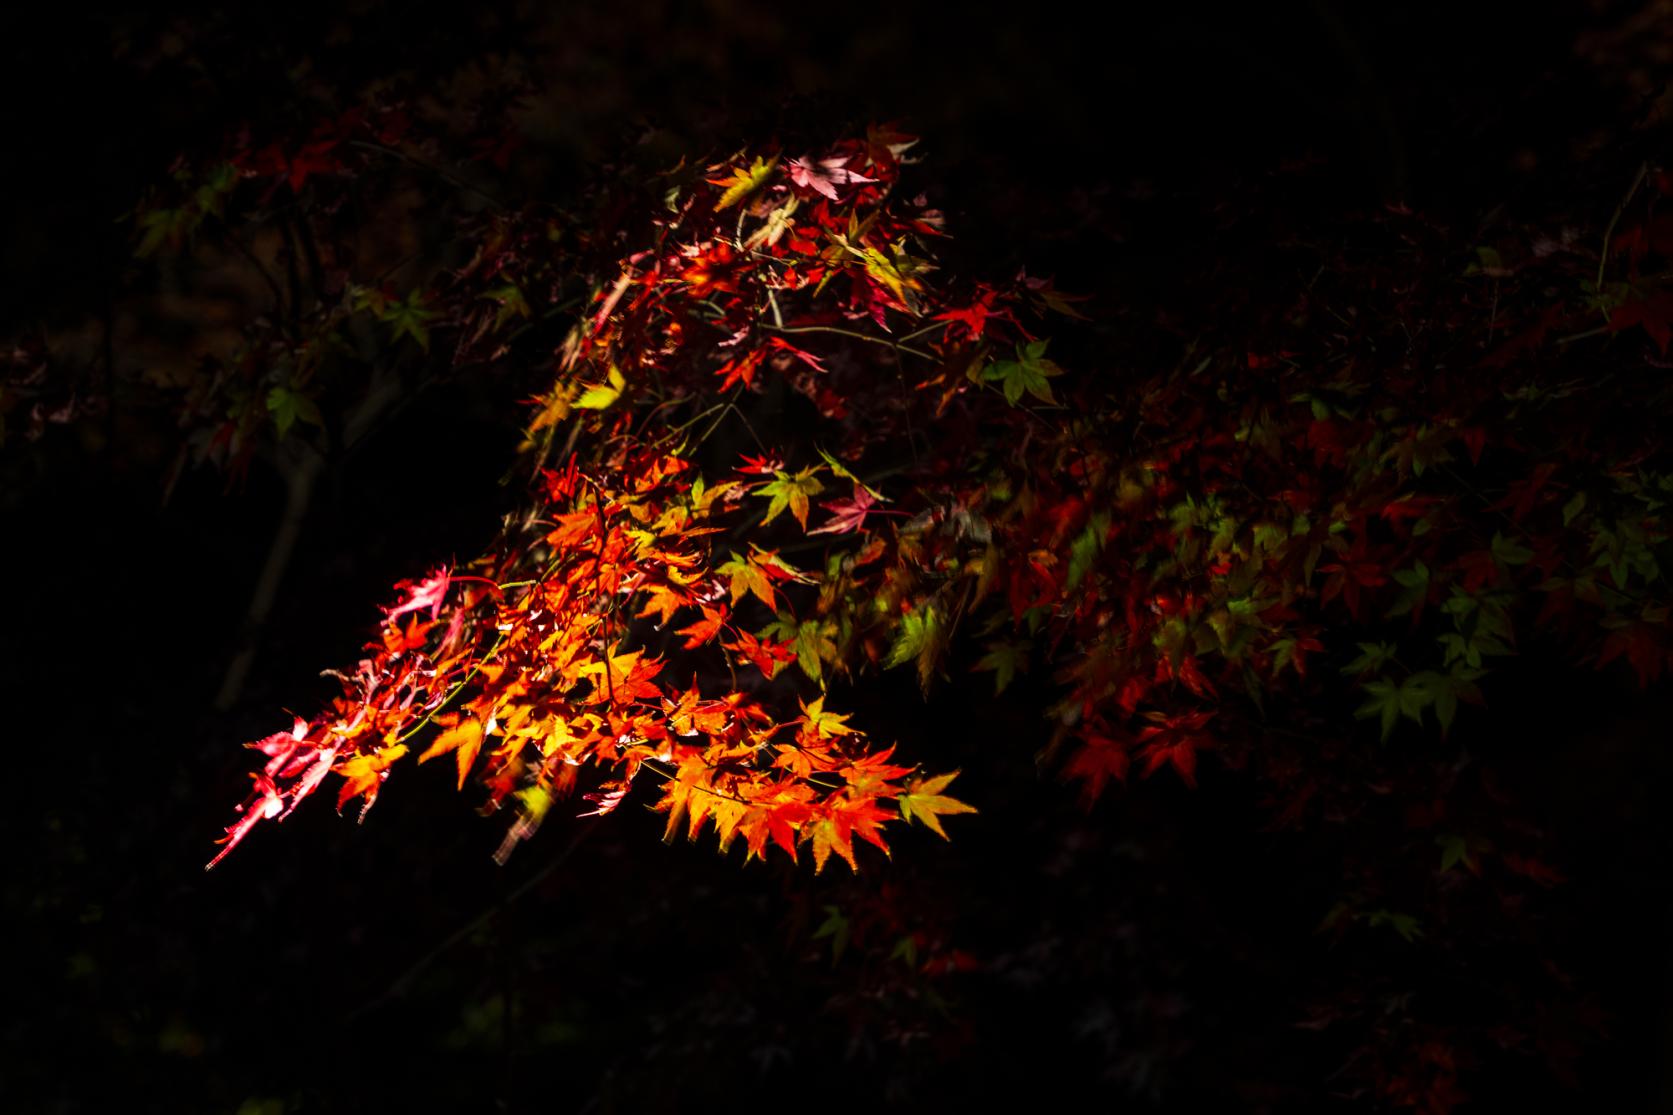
[384,567,451,622]
[786,154,876,201]
[808,488,881,535]
[1607,289,1673,354]
[1135,710,1215,788]
[932,287,1003,341]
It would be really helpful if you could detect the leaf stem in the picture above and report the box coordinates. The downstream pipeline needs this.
[762,323,935,361]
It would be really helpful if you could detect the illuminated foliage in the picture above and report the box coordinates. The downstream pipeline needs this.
[189,124,1673,908]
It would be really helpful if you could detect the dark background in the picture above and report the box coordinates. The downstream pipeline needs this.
[4,2,1672,1111]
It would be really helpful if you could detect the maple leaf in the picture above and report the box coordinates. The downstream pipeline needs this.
[480,282,531,331]
[265,386,323,436]
[745,198,800,249]
[714,347,766,391]
[808,816,855,873]
[1606,288,1673,354]
[896,771,977,839]
[378,289,432,350]
[675,602,728,649]
[838,745,914,796]
[786,154,875,201]
[134,206,191,258]
[380,615,437,655]
[812,904,850,960]
[718,550,778,610]
[932,287,1002,341]
[716,546,807,611]
[1135,710,1214,787]
[664,683,730,737]
[573,363,626,410]
[767,335,827,372]
[285,139,341,193]
[708,154,778,210]
[205,772,285,870]
[334,744,409,811]
[797,694,854,738]
[760,609,838,683]
[755,466,825,529]
[580,650,665,703]
[737,451,784,476]
[974,640,1029,695]
[723,628,797,678]
[635,582,693,627]
[418,717,485,790]
[1354,676,1434,742]
[1023,273,1091,319]
[1064,735,1130,804]
[809,487,880,535]
[852,243,922,308]
[982,339,1063,405]
[1595,612,1670,687]
[885,601,945,692]
[385,567,451,622]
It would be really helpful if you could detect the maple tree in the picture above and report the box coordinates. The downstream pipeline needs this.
[189,121,1673,898]
[11,8,1673,1103]
[142,106,1665,1104]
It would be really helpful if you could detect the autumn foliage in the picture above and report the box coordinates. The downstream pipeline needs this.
[190,119,1673,906]
[0,45,1642,1103]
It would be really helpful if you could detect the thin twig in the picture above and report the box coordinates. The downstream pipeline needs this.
[394,629,506,744]
[897,319,950,345]
[761,322,935,361]
[1597,162,1649,292]
[348,139,507,211]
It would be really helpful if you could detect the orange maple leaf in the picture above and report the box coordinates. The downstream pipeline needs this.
[418,717,485,790]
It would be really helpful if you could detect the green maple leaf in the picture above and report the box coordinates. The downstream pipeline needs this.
[135,207,191,258]
[1066,512,1111,589]
[982,339,1063,406]
[1354,674,1434,741]
[1364,908,1423,942]
[380,290,432,350]
[483,283,530,330]
[974,641,1029,695]
[1562,491,1588,526]
[1410,666,1483,737]
[265,386,322,437]
[1491,531,1533,567]
[1385,561,1431,619]
[812,904,850,963]
[1437,833,1476,874]
[1340,641,1398,676]
[755,467,825,529]
[763,613,838,684]
[885,601,945,692]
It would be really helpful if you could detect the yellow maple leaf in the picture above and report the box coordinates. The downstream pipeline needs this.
[709,154,779,210]
[335,744,409,806]
[896,770,977,839]
[573,363,626,410]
